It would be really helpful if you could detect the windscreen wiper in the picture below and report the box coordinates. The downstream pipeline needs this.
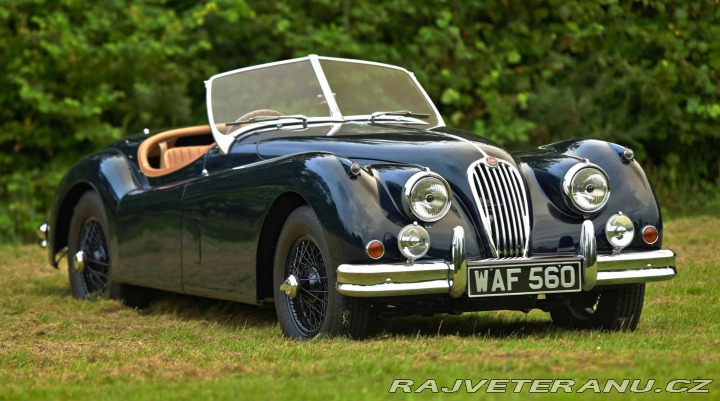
[369,110,430,123]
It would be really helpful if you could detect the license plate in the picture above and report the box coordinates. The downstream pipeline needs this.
[467,259,583,297]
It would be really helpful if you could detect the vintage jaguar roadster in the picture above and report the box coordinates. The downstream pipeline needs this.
[39,55,676,339]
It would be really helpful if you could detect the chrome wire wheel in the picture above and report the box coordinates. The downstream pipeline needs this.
[77,218,111,299]
[284,235,328,337]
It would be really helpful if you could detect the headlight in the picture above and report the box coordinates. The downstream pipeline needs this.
[398,224,430,261]
[563,164,610,213]
[404,172,452,222]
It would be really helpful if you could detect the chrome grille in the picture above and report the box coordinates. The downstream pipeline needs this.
[468,159,530,258]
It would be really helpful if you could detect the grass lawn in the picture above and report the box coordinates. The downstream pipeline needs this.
[0,216,718,400]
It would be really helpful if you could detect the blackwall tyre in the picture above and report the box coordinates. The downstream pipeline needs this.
[273,206,370,340]
[549,283,645,331]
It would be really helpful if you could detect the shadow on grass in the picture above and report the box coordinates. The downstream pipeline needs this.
[374,312,558,339]
[108,288,560,339]
[35,281,563,339]
[120,288,565,339]
[135,290,278,330]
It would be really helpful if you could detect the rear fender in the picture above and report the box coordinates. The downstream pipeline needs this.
[49,149,141,267]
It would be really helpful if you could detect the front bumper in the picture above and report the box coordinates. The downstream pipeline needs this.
[336,222,676,298]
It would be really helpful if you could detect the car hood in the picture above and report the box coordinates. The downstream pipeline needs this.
[255,123,515,176]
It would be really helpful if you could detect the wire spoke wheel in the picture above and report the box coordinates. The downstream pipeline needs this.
[285,235,328,337]
[78,219,110,299]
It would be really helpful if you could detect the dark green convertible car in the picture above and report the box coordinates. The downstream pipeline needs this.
[39,55,676,339]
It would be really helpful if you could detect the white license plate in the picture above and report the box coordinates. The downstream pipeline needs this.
[467,259,583,297]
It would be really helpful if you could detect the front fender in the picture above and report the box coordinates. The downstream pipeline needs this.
[516,139,663,255]
[280,154,480,266]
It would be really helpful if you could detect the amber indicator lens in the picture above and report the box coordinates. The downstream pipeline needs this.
[366,240,385,259]
[642,226,659,244]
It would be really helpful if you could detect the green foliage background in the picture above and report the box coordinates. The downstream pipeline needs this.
[1,0,718,242]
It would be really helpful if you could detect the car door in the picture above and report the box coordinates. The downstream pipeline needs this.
[115,155,207,292]
[180,143,276,304]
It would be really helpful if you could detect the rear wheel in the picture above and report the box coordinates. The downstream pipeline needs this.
[273,206,370,339]
[68,191,151,306]
[68,192,119,300]
[549,284,645,331]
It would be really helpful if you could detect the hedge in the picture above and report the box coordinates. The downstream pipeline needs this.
[1,0,718,242]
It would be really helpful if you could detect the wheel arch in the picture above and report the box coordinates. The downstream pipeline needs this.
[51,182,97,267]
[256,191,308,301]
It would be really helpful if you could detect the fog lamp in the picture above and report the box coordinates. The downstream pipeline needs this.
[398,224,430,261]
[606,213,635,250]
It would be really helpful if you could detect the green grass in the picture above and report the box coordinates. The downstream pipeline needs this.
[1,216,719,400]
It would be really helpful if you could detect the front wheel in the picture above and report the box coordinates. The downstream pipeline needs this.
[549,284,646,331]
[273,206,370,340]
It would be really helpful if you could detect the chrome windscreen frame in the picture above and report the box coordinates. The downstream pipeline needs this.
[205,54,446,154]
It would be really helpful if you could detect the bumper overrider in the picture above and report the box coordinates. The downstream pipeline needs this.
[336,222,676,298]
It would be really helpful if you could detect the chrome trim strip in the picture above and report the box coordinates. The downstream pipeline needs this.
[596,267,676,285]
[579,220,597,290]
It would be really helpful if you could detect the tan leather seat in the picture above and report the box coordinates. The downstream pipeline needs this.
[161,145,214,169]
[137,125,216,177]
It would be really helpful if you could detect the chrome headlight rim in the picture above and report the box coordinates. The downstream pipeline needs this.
[403,171,453,223]
[562,163,611,214]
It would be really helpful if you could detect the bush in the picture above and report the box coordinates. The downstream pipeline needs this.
[1,0,718,242]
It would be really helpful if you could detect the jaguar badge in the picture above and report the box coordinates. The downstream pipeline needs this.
[486,156,499,167]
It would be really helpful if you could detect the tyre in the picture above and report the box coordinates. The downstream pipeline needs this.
[549,284,645,331]
[273,206,370,340]
[68,192,153,306]
[68,191,120,300]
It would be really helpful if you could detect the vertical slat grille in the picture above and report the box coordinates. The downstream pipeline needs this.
[469,160,530,258]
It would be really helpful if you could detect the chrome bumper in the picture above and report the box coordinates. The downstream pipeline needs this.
[336,222,676,298]
[37,222,49,248]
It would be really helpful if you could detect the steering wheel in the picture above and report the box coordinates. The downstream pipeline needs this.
[237,109,284,122]
[226,109,285,135]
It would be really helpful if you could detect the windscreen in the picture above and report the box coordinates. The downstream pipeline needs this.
[320,59,439,126]
[209,60,331,126]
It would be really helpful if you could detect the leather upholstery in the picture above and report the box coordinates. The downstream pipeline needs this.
[161,145,213,169]
[137,125,215,177]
